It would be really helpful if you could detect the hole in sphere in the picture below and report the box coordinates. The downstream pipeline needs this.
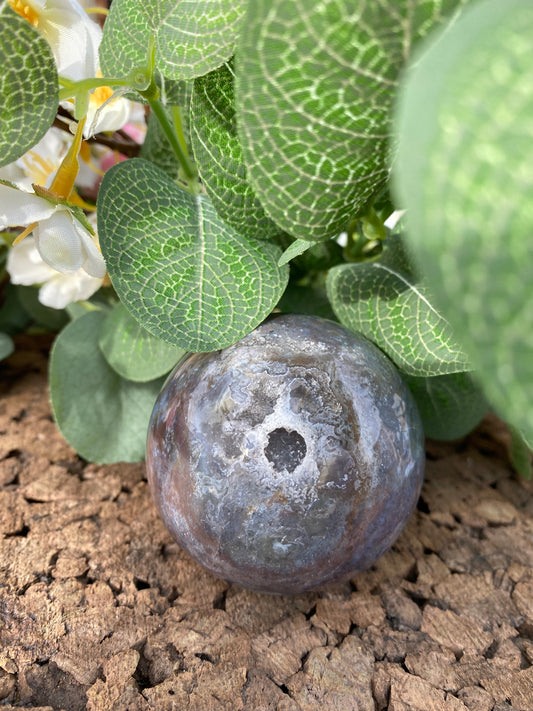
[264,427,307,473]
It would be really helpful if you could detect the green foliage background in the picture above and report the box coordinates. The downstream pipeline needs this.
[1,0,531,473]
[393,0,533,446]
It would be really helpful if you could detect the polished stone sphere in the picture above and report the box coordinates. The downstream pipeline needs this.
[146,314,425,594]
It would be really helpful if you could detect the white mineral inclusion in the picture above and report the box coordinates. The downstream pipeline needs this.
[185,322,390,537]
[249,386,322,503]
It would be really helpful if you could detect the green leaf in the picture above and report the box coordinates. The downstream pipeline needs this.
[191,61,283,241]
[98,158,289,352]
[49,311,164,463]
[393,0,533,441]
[64,301,102,321]
[235,0,468,242]
[403,372,488,441]
[0,3,58,167]
[159,77,192,107]
[100,0,246,82]
[508,426,532,480]
[0,283,31,335]
[99,302,185,382]
[63,291,112,322]
[0,332,14,360]
[278,239,315,267]
[16,286,69,332]
[326,259,469,377]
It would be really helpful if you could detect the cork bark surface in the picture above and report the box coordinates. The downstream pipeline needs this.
[1,337,533,711]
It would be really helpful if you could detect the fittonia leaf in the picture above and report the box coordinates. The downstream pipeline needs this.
[97,159,288,352]
[235,0,470,242]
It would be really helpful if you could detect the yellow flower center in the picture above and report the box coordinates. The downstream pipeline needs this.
[91,84,115,108]
[8,0,40,27]
[20,151,59,187]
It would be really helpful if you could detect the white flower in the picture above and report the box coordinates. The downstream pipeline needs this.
[0,122,104,200]
[10,0,133,137]
[0,183,106,277]
[0,127,70,190]
[83,83,133,138]
[7,235,103,309]
[1,114,106,279]
[8,0,102,81]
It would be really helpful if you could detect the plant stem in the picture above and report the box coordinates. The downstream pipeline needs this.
[148,97,198,184]
[171,105,190,162]
[58,76,130,101]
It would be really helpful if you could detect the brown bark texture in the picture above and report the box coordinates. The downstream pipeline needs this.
[1,337,532,711]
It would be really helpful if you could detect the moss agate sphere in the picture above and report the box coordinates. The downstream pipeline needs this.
[146,315,425,594]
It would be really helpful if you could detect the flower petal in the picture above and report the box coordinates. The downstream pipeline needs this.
[0,162,27,188]
[0,127,69,191]
[34,210,84,273]
[17,127,70,188]
[39,271,103,309]
[85,88,133,138]
[0,183,56,229]
[39,0,102,81]
[72,219,107,278]
[6,236,57,285]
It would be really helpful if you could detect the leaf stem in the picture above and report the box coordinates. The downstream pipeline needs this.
[58,76,130,101]
[147,96,198,184]
[171,105,190,162]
